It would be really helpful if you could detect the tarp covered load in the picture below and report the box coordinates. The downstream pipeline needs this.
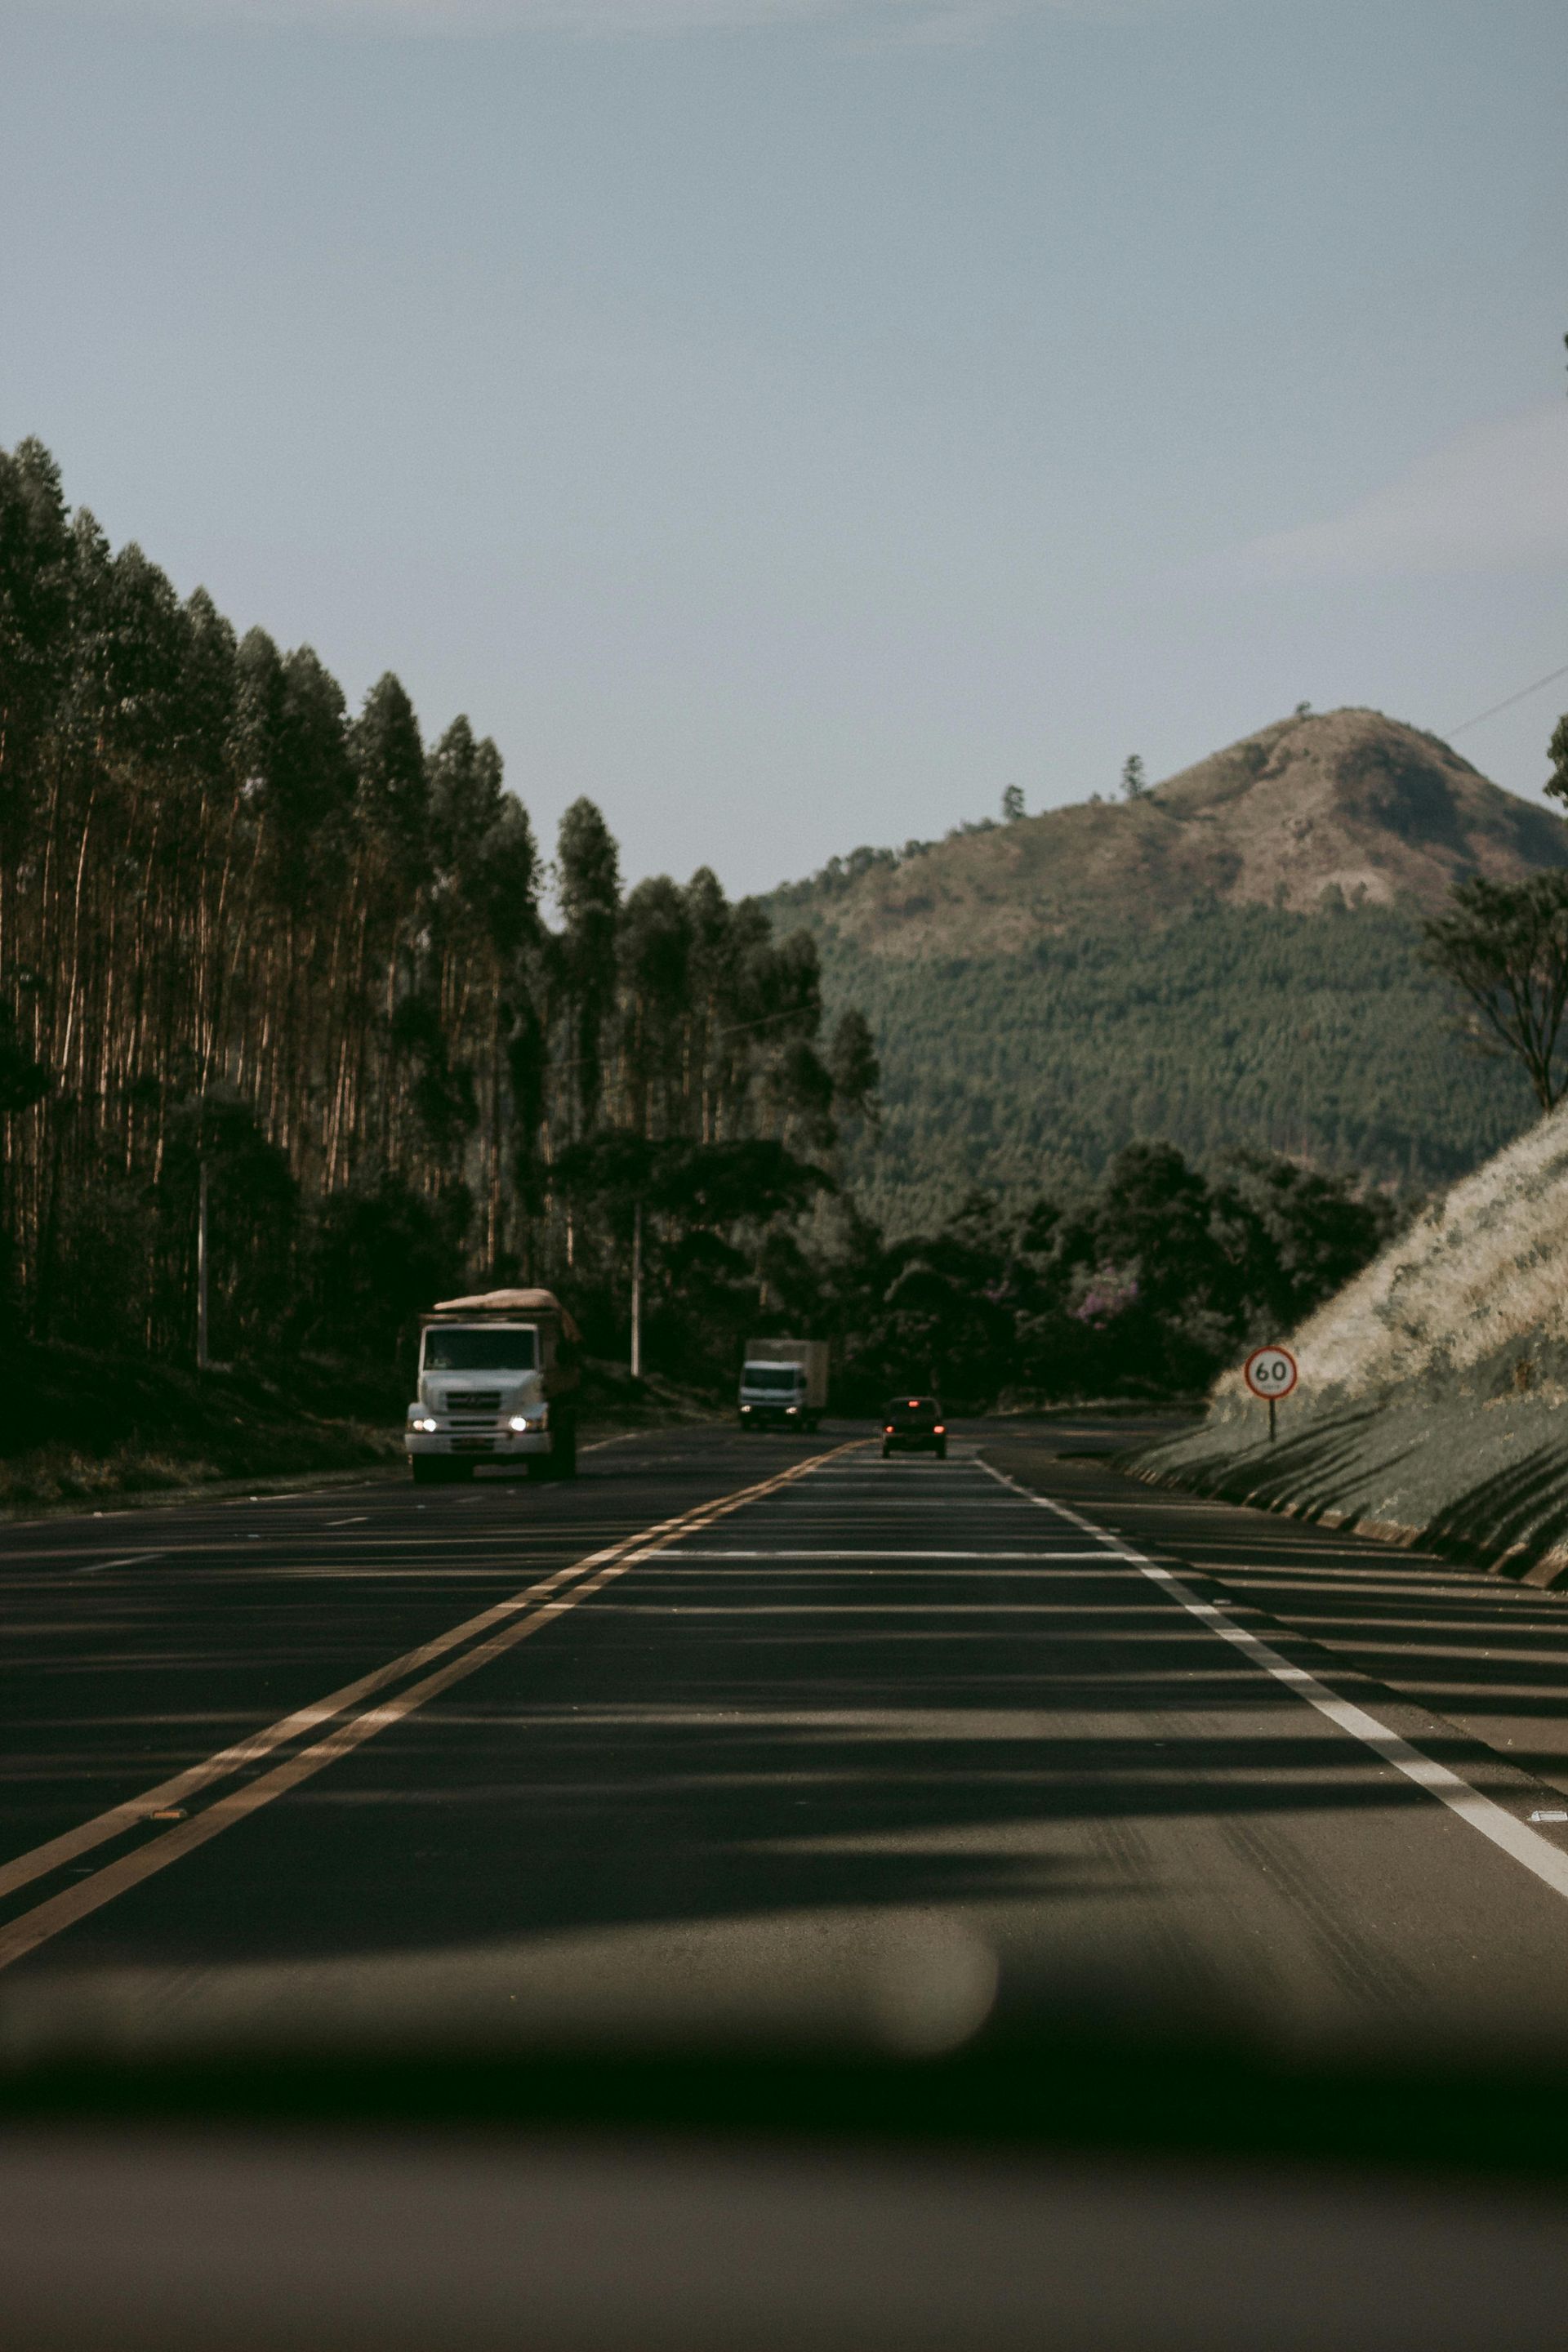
[430,1289,582,1344]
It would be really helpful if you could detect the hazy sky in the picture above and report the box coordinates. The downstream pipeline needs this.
[3,0,1565,894]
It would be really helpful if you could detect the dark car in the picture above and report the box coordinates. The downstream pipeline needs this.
[880,1395,947,1459]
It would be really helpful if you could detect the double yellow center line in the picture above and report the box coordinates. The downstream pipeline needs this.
[0,1443,856,1974]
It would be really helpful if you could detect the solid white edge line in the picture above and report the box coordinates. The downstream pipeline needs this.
[973,1457,1568,1905]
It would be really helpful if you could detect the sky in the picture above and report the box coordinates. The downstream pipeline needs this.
[2,0,1565,896]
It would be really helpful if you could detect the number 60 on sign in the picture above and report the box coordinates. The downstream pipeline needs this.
[1243,1346,1298,1400]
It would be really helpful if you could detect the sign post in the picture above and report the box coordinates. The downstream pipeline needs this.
[1243,1343,1298,1441]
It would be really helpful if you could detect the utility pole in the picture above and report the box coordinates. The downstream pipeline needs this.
[196,1160,211,1371]
[630,1196,643,1381]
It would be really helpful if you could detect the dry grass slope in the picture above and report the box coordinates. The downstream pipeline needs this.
[1252,1112,1568,1401]
[1134,1105,1568,1582]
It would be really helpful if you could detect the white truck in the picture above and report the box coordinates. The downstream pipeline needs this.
[737,1337,829,1433]
[406,1288,581,1484]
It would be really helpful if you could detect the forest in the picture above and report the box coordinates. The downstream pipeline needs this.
[796,904,1537,1237]
[0,436,875,1387]
[0,435,1405,1424]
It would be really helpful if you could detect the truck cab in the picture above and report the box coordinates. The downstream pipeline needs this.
[406,1289,580,1483]
[737,1339,827,1432]
[738,1359,812,1430]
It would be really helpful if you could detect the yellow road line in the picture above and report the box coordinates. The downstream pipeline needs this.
[0,1444,853,1955]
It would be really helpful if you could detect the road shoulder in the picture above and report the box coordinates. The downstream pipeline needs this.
[981,1432,1568,1812]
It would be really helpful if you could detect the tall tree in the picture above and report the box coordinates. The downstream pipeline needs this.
[555,796,620,1135]
[618,875,693,1140]
[0,437,71,840]
[1423,872,1568,1111]
[351,671,428,894]
[1547,710,1568,808]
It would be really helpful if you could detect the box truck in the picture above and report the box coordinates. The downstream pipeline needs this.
[737,1337,829,1432]
[406,1288,581,1484]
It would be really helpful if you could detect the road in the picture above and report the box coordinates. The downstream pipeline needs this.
[7,1415,1568,2061]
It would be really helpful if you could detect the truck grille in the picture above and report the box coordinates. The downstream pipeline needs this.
[447,1390,501,1413]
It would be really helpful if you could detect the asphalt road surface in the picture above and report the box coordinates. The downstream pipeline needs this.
[8,1415,1568,2062]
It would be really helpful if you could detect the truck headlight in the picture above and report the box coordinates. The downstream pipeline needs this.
[411,1417,437,1433]
[508,1414,530,1432]
[786,1405,799,1415]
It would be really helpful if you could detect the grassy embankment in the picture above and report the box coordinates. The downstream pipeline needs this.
[1129,1103,1568,1583]
[0,1343,719,1513]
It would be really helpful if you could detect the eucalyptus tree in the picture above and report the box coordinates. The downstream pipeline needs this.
[259,647,357,1175]
[427,716,541,1264]
[555,795,620,1138]
[617,874,693,1141]
[0,438,71,846]
[683,865,735,1142]
[342,671,430,1180]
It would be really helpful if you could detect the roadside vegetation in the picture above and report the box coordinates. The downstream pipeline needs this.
[1133,1091,1568,1581]
[807,1142,1396,1411]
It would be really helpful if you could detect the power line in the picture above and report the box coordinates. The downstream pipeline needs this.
[1447,660,1568,739]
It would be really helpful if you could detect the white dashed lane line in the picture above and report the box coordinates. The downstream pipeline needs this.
[73,1551,166,1578]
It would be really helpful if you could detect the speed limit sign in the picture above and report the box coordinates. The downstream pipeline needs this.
[1243,1346,1298,1401]
[1244,1344,1297,1439]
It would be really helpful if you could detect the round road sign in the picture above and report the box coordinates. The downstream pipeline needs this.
[1243,1344,1298,1401]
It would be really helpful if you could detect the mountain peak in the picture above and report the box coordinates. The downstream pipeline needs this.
[784,709,1566,960]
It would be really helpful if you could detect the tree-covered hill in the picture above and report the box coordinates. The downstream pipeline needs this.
[773,708,1564,1232]
[812,905,1536,1235]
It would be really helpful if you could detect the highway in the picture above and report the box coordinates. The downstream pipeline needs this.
[7,1414,1568,2059]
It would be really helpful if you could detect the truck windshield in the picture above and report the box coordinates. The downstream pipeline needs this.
[422,1326,537,1372]
[744,1365,801,1390]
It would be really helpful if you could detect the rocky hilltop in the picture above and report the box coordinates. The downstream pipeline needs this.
[784,709,1566,960]
[773,707,1565,1230]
